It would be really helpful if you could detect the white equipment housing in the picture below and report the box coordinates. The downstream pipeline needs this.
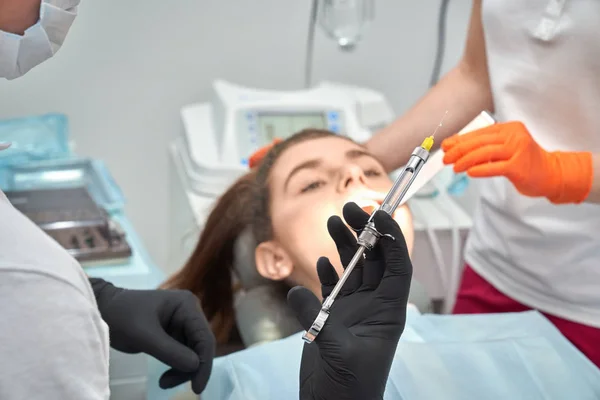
[168,80,489,311]
[177,80,392,199]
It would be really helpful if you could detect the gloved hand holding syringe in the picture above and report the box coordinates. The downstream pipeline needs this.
[302,111,449,344]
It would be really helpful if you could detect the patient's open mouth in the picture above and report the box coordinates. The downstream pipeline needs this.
[361,204,377,215]
[354,199,395,218]
[341,197,401,237]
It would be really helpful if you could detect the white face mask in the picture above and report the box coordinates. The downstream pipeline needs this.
[0,0,80,80]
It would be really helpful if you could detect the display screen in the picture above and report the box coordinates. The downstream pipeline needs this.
[257,112,327,142]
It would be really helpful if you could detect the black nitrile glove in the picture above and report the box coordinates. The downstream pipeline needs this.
[89,279,215,394]
[287,202,412,400]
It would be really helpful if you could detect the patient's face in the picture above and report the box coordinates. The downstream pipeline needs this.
[261,136,413,297]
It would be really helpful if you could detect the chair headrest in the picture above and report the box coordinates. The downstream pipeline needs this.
[232,227,270,290]
[232,228,302,347]
[234,286,302,347]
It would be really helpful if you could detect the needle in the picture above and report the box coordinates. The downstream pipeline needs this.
[431,110,449,138]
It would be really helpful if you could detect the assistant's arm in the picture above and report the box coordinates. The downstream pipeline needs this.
[0,272,109,399]
[366,0,493,172]
[0,0,40,34]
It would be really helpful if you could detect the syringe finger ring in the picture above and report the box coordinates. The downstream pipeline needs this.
[382,233,396,241]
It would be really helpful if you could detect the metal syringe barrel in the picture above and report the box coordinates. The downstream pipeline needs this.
[379,145,430,216]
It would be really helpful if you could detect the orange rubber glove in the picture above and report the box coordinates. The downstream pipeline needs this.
[441,121,593,204]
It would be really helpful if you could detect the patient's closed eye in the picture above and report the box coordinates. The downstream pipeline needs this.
[302,167,381,193]
[364,169,381,177]
[301,180,326,193]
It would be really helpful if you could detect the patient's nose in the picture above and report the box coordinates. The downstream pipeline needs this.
[339,164,366,192]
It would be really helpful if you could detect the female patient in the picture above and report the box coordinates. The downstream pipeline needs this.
[163,129,415,344]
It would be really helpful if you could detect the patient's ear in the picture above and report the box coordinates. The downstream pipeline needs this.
[255,241,293,281]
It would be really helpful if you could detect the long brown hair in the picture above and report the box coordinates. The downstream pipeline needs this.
[161,129,342,344]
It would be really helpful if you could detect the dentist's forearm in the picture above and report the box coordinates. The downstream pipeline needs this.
[367,64,493,173]
[0,0,40,34]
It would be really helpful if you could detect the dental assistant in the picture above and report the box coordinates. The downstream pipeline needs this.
[367,0,600,367]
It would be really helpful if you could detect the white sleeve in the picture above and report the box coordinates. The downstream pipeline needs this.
[0,270,110,400]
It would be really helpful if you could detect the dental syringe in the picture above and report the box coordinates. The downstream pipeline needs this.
[302,112,448,344]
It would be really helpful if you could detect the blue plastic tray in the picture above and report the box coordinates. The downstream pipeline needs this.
[0,158,125,213]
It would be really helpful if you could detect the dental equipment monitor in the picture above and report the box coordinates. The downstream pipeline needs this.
[180,80,394,179]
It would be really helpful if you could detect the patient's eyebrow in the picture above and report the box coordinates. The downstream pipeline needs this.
[345,149,378,161]
[284,159,322,191]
